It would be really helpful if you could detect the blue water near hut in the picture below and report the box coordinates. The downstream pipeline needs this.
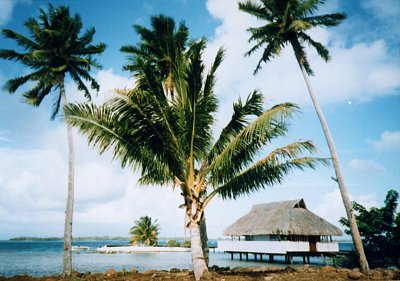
[0,240,353,277]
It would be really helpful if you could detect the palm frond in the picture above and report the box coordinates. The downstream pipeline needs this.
[3,74,32,93]
[212,152,327,200]
[238,0,271,20]
[299,32,330,62]
[22,82,52,107]
[207,90,264,165]
[296,0,324,17]
[303,13,347,27]
[203,47,224,99]
[64,102,129,156]
[208,103,299,185]
[0,49,26,61]
[1,29,38,50]
[290,36,314,75]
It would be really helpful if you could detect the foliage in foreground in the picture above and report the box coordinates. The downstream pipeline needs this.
[340,189,400,267]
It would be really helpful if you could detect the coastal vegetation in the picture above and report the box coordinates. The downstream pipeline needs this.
[238,0,369,272]
[340,189,400,267]
[129,216,160,246]
[0,4,105,276]
[65,14,326,280]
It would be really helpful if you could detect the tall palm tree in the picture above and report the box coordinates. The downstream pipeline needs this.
[122,15,214,264]
[0,5,106,275]
[65,27,326,279]
[130,216,160,246]
[238,0,369,271]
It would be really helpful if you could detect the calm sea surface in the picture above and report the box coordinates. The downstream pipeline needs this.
[0,240,351,277]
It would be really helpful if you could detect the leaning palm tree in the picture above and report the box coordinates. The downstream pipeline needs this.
[238,0,369,271]
[130,216,160,246]
[65,34,326,279]
[0,5,106,275]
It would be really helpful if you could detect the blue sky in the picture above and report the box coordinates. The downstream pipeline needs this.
[0,0,399,240]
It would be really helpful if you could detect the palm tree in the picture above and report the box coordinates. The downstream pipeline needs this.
[121,14,188,98]
[130,216,160,246]
[0,4,106,275]
[238,0,369,271]
[65,24,326,279]
[122,15,214,263]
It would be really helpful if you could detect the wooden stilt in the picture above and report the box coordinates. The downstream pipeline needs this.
[269,254,274,262]
[240,253,242,261]
[246,253,249,261]
[231,252,233,260]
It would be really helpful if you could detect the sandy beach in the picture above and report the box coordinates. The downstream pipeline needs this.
[0,266,399,281]
[96,245,190,253]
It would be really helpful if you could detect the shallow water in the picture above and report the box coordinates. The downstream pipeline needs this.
[0,240,343,277]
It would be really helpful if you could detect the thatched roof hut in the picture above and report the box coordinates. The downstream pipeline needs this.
[224,199,342,237]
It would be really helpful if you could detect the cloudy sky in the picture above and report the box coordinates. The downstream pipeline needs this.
[0,0,399,240]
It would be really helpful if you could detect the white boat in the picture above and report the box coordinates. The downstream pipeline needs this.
[72,245,90,251]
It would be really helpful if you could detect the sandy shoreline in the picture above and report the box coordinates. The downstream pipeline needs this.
[0,266,399,281]
[96,245,191,253]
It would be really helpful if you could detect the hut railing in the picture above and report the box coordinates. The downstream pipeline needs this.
[218,240,339,254]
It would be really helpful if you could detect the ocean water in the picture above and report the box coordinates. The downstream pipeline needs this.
[0,240,350,277]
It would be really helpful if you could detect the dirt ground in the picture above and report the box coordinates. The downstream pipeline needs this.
[1,266,399,281]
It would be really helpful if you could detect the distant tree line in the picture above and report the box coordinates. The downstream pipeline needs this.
[9,236,129,241]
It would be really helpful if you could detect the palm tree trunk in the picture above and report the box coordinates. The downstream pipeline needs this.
[60,80,75,276]
[200,215,209,266]
[189,219,209,280]
[299,65,369,272]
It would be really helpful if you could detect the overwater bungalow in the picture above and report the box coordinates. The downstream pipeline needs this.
[218,199,342,264]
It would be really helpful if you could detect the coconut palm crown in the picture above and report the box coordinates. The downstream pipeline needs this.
[130,216,160,246]
[0,4,106,119]
[0,4,106,276]
[239,0,346,75]
[65,15,326,281]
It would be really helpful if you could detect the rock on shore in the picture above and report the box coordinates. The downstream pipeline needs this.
[0,266,399,281]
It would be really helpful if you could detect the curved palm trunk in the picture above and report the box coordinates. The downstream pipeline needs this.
[60,80,75,276]
[299,65,369,271]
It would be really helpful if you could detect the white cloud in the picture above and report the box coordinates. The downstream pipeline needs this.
[348,158,386,174]
[205,0,400,112]
[368,131,400,152]
[312,188,346,228]
[0,0,30,26]
[65,68,133,105]
[313,188,378,230]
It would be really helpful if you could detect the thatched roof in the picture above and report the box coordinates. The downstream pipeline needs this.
[223,199,342,236]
